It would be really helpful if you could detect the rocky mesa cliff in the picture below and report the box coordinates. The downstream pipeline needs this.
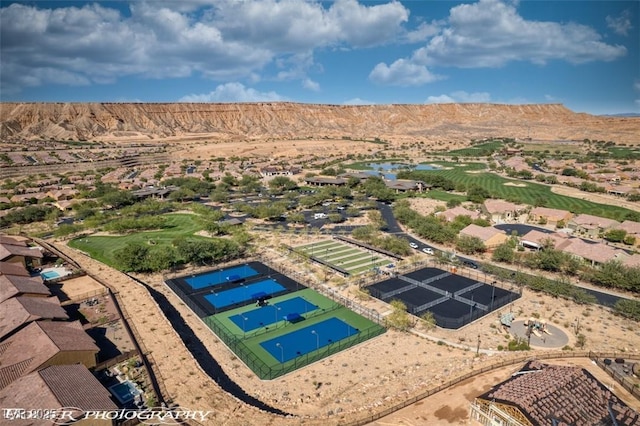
[1,102,638,143]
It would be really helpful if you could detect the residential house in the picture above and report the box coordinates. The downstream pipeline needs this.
[0,321,99,389]
[0,262,31,277]
[304,176,347,187]
[483,199,525,224]
[558,239,627,267]
[519,230,570,250]
[470,360,640,426]
[0,238,43,268]
[10,193,49,204]
[46,189,78,201]
[459,224,508,248]
[556,175,585,186]
[0,364,118,425]
[438,206,481,223]
[622,254,640,268]
[616,220,640,244]
[528,207,573,227]
[569,214,620,238]
[0,274,50,303]
[606,185,636,197]
[260,165,302,177]
[0,296,69,340]
[384,179,428,193]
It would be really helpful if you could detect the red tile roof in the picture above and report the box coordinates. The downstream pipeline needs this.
[0,262,30,276]
[0,236,28,246]
[0,321,98,389]
[459,224,506,243]
[570,214,620,229]
[483,199,524,214]
[0,274,50,303]
[0,364,118,422]
[480,361,640,426]
[0,243,44,261]
[0,297,69,340]
[439,206,481,222]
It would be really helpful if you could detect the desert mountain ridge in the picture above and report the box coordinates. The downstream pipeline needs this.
[1,102,638,144]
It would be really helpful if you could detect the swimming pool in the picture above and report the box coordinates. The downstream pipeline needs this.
[40,270,60,280]
[109,380,141,404]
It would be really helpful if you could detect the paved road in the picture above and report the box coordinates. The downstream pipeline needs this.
[494,223,554,236]
[376,202,628,308]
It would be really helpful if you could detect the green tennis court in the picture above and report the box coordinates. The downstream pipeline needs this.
[203,287,385,379]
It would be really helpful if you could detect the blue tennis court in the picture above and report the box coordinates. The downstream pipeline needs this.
[229,297,319,332]
[204,279,285,309]
[185,265,258,289]
[260,317,359,363]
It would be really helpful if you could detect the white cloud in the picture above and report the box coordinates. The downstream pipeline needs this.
[369,59,443,86]
[0,0,409,93]
[343,98,375,105]
[405,21,442,43]
[179,82,286,102]
[416,0,626,67]
[426,91,491,103]
[425,94,455,103]
[302,78,320,92]
[606,10,633,36]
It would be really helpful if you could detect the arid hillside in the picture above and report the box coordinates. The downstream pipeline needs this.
[1,102,638,144]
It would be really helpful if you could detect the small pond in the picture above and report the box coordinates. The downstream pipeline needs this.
[364,162,439,180]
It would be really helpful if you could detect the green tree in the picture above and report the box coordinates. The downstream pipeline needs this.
[420,311,437,330]
[100,190,135,209]
[114,243,151,272]
[384,300,413,331]
[288,212,306,224]
[456,235,486,255]
[534,247,565,272]
[604,229,627,243]
[492,242,515,263]
[269,176,298,191]
[466,185,490,203]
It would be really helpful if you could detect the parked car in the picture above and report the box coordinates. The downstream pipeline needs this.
[409,242,418,249]
[462,259,478,269]
[422,247,434,255]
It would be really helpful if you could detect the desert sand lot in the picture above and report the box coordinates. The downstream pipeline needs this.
[53,236,640,426]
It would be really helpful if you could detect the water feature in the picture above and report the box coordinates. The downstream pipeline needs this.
[363,162,439,180]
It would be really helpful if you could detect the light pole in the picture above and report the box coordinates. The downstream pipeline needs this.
[311,330,319,350]
[276,343,284,363]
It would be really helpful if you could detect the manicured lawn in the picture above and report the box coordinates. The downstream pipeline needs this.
[68,213,204,266]
[413,162,636,221]
[444,141,504,157]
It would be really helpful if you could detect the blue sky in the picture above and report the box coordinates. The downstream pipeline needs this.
[1,0,638,114]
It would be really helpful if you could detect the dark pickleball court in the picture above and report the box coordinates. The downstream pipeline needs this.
[368,267,520,329]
